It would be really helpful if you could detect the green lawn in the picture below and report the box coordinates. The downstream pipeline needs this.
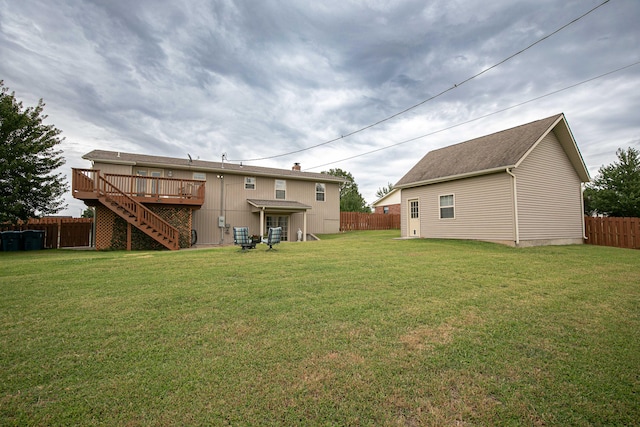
[1,231,639,426]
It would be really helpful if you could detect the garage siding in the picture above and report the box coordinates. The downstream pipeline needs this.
[402,173,515,241]
[514,130,584,241]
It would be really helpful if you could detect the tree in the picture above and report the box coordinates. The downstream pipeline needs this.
[584,147,640,218]
[81,207,95,218]
[322,168,371,213]
[375,182,394,199]
[0,81,67,224]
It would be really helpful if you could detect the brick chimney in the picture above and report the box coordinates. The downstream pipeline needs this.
[292,162,301,171]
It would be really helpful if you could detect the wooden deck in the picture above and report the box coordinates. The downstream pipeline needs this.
[72,169,205,206]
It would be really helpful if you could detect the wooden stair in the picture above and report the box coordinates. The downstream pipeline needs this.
[96,175,179,250]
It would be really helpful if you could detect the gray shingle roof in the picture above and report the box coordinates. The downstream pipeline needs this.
[396,114,575,187]
[82,150,346,183]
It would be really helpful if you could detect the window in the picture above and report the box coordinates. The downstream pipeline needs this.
[266,215,288,241]
[383,206,389,214]
[136,169,163,196]
[193,172,206,181]
[439,194,455,219]
[136,170,148,196]
[150,170,161,195]
[275,179,286,200]
[315,183,325,201]
[410,200,419,219]
[245,177,256,190]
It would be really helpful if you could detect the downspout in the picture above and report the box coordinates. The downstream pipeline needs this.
[580,183,587,240]
[218,174,225,245]
[506,168,520,246]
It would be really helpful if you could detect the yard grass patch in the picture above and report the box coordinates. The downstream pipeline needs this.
[1,231,639,425]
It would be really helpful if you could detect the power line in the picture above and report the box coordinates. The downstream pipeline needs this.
[306,60,640,171]
[229,0,610,163]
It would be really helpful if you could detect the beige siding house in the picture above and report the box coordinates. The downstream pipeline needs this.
[395,114,590,247]
[372,188,401,215]
[73,150,344,250]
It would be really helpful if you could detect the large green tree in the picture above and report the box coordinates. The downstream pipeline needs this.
[584,147,640,218]
[323,168,371,213]
[0,81,67,224]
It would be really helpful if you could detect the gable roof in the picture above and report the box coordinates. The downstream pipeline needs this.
[372,188,400,207]
[395,113,590,188]
[82,150,346,183]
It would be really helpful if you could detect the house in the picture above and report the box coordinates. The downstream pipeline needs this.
[372,188,401,215]
[72,150,345,250]
[395,113,590,247]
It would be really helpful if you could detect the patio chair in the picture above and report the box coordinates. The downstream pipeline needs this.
[261,227,282,250]
[233,226,255,250]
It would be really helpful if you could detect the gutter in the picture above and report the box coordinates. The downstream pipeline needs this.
[505,168,520,245]
[396,166,511,190]
[82,157,135,166]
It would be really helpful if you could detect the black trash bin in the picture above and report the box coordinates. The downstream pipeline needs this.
[22,230,45,251]
[1,231,22,251]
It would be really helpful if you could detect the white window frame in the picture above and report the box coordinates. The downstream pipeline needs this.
[315,183,325,202]
[245,177,256,190]
[439,194,455,219]
[275,179,286,200]
[410,200,419,219]
[192,172,206,181]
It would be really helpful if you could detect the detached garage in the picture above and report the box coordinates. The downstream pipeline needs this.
[395,114,590,247]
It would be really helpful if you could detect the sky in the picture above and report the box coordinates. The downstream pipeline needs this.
[1,0,639,216]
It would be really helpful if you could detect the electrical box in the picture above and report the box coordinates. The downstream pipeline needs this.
[218,216,225,227]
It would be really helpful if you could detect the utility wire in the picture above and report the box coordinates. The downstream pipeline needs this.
[306,60,640,171]
[229,0,610,163]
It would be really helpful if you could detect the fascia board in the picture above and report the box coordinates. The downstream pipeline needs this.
[513,115,590,182]
[395,166,510,189]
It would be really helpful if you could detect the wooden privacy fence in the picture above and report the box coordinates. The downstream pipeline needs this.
[1,218,93,249]
[584,216,640,249]
[340,212,400,231]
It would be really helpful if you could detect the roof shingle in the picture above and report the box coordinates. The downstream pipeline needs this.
[396,114,564,187]
[82,150,346,183]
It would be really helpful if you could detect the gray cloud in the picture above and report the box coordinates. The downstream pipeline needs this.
[0,0,638,215]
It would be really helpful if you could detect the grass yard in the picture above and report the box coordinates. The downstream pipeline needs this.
[1,230,639,426]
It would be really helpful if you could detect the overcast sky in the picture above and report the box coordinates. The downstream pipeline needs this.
[1,0,639,216]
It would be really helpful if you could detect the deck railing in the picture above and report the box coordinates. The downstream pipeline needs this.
[72,168,99,194]
[72,169,205,204]
[104,173,205,202]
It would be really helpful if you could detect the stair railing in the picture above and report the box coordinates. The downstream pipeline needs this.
[98,175,179,249]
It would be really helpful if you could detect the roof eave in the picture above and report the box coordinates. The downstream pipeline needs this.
[372,188,400,206]
[85,151,346,183]
[513,114,590,182]
[82,154,135,166]
[396,166,512,189]
[554,116,591,182]
[247,200,311,211]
